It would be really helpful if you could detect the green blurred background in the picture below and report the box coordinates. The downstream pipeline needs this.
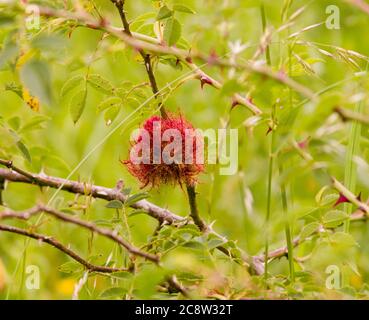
[1,0,369,299]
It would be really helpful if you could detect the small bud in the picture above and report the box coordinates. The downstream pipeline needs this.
[185,56,193,64]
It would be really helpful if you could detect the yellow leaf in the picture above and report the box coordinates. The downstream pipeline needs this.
[16,50,36,71]
[22,88,40,112]
[55,278,76,296]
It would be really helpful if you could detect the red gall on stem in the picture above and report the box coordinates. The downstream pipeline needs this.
[123,114,205,188]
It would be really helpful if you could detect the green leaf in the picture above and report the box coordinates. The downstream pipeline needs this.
[87,74,114,95]
[173,225,202,241]
[5,83,22,98]
[330,232,358,248]
[173,4,195,14]
[0,42,18,69]
[8,117,20,131]
[17,141,31,163]
[61,75,84,97]
[106,200,124,209]
[44,155,71,172]
[97,97,121,113]
[125,192,150,207]
[220,79,245,96]
[20,60,53,105]
[323,210,348,228]
[164,18,181,46]
[110,271,132,279]
[69,89,87,124]
[300,222,320,240]
[104,105,120,126]
[19,115,49,133]
[93,219,114,227]
[128,210,147,217]
[156,5,173,20]
[100,287,127,298]
[31,34,67,52]
[0,15,15,27]
[58,261,82,274]
[207,238,226,250]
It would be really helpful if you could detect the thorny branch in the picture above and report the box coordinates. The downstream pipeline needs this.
[18,3,316,111]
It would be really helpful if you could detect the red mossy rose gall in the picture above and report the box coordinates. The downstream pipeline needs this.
[123,114,205,188]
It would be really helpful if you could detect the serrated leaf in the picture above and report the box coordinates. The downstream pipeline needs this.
[156,5,173,20]
[69,89,87,124]
[330,232,358,248]
[175,225,202,237]
[87,74,114,95]
[104,105,120,126]
[93,219,114,227]
[61,75,84,97]
[97,97,121,113]
[110,271,132,279]
[19,115,49,133]
[300,222,320,240]
[8,117,20,131]
[58,261,82,274]
[173,4,195,14]
[164,18,181,46]
[106,200,123,209]
[20,60,53,105]
[128,210,147,217]
[207,238,226,250]
[17,141,31,163]
[323,210,348,228]
[125,192,150,207]
[0,42,18,69]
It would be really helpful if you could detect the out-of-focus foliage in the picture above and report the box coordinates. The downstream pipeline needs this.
[1,0,369,299]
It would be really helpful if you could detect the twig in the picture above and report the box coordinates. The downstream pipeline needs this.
[166,275,190,298]
[0,224,129,273]
[186,184,207,232]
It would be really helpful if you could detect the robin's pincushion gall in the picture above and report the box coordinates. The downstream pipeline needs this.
[123,114,204,188]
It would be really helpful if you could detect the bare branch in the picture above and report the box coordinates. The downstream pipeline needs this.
[0,167,184,224]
